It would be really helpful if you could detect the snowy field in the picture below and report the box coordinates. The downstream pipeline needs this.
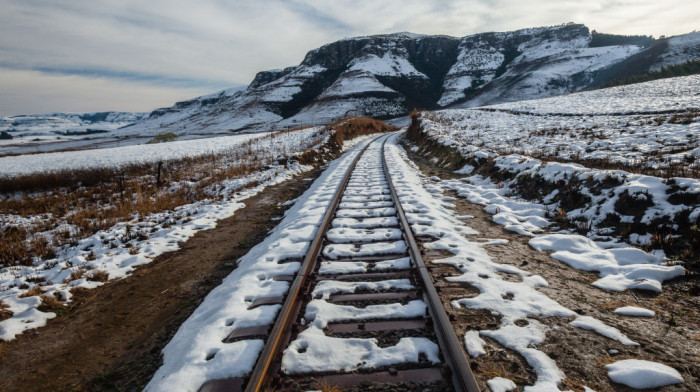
[0,126,334,340]
[485,74,700,115]
[0,133,264,176]
[423,75,700,172]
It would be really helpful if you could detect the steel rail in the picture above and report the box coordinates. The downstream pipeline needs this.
[243,137,379,392]
[380,136,481,392]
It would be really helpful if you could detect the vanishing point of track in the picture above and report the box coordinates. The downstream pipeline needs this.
[199,135,480,392]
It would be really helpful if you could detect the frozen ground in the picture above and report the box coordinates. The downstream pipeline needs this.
[422,75,700,173]
[414,74,699,274]
[0,133,264,176]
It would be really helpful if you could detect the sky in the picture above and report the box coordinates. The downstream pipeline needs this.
[0,0,698,116]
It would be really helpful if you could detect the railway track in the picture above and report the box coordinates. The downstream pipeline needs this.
[199,136,479,392]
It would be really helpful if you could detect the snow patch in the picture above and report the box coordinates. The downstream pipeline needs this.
[605,359,683,389]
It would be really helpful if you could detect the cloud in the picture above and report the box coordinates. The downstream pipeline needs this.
[0,0,698,115]
[0,68,212,116]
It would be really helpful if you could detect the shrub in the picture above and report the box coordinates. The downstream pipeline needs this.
[147,132,179,144]
[0,226,29,266]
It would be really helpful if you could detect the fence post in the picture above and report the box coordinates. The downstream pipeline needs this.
[156,161,163,188]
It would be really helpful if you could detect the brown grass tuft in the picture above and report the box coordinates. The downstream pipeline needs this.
[66,268,86,282]
[18,285,44,298]
[70,286,94,303]
[37,294,65,313]
[326,116,397,153]
[314,380,345,392]
[87,270,110,282]
[0,226,30,266]
[0,299,12,321]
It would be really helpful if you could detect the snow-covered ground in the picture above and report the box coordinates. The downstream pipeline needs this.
[414,75,700,269]
[485,74,700,115]
[423,75,700,171]
[0,133,264,176]
[0,126,334,341]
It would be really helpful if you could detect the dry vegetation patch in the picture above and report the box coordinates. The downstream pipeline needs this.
[0,299,11,321]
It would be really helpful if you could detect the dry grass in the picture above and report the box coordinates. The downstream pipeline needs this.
[37,294,65,313]
[594,354,638,367]
[477,361,530,384]
[0,226,30,266]
[327,116,397,152]
[70,286,95,303]
[313,380,345,392]
[0,299,12,321]
[18,285,44,298]
[560,377,591,392]
[0,118,394,269]
[87,270,109,282]
[66,268,86,282]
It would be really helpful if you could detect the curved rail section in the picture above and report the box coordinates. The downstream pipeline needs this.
[199,135,479,392]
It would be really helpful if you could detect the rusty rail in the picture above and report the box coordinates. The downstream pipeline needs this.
[243,137,378,392]
[380,137,480,392]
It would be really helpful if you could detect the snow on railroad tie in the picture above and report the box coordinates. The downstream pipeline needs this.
[335,207,397,218]
[331,216,399,228]
[312,279,414,299]
[144,139,375,392]
[382,134,667,392]
[319,257,411,275]
[281,327,440,374]
[326,227,403,243]
[304,299,427,329]
[342,187,391,196]
[338,200,394,209]
[341,194,393,202]
[322,241,408,259]
[346,179,387,186]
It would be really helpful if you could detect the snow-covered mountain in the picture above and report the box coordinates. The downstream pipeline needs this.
[3,24,698,154]
[123,24,697,137]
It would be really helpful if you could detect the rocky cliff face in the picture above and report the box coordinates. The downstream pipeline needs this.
[121,24,699,136]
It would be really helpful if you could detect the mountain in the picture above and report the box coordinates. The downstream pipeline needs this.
[121,24,697,137]
[3,24,698,154]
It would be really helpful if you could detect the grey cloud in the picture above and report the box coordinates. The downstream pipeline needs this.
[0,0,698,115]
